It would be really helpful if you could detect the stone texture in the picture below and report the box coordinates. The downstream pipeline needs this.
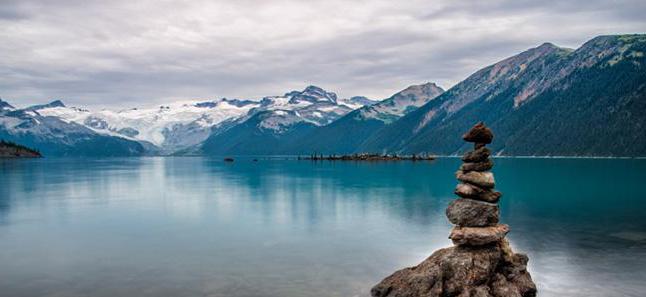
[371,243,536,297]
[463,122,494,144]
[461,159,494,172]
[456,170,495,188]
[455,183,502,203]
[455,182,485,196]
[478,190,502,203]
[462,146,491,162]
[446,198,499,227]
[450,224,510,246]
[370,123,536,297]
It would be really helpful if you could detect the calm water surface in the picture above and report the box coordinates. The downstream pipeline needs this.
[0,157,645,297]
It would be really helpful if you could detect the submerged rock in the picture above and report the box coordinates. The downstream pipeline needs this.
[446,198,499,227]
[463,122,494,144]
[450,224,509,246]
[371,242,536,297]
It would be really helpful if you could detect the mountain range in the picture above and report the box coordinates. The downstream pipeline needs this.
[1,34,644,157]
[360,35,646,156]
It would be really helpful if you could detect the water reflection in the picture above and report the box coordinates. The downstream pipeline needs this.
[0,157,645,297]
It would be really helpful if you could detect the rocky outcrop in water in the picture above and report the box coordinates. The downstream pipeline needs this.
[371,122,536,297]
[0,140,41,158]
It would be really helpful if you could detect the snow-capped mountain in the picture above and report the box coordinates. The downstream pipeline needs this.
[3,35,644,157]
[241,85,357,132]
[0,98,16,111]
[198,86,364,155]
[353,82,445,123]
[341,96,378,107]
[0,102,145,156]
[274,83,445,154]
[1,86,373,155]
[36,98,259,153]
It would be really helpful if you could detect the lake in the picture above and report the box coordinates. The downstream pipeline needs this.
[1,157,645,297]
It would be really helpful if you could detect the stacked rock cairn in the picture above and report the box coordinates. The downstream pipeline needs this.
[371,122,536,297]
[447,122,508,246]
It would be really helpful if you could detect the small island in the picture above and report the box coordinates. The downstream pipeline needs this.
[0,140,42,158]
[301,153,434,161]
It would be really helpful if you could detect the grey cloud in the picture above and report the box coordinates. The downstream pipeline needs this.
[0,7,28,20]
[0,0,645,108]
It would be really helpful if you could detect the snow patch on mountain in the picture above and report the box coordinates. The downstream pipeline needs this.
[36,98,259,150]
[237,86,356,133]
[340,96,378,109]
[11,86,372,151]
[0,99,15,111]
[356,82,445,123]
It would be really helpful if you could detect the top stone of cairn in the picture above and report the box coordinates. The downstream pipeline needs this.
[462,122,494,144]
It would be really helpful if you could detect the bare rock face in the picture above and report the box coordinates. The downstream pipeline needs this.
[371,242,536,297]
[446,198,499,227]
[462,122,494,144]
[460,159,494,172]
[450,225,509,246]
[456,170,495,188]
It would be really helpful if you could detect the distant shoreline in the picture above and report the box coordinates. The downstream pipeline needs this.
[18,155,641,160]
[300,154,435,161]
[5,154,644,160]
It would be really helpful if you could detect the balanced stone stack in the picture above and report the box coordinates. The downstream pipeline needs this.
[371,123,536,297]
[447,122,509,247]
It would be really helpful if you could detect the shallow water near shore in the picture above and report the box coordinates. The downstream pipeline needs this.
[1,157,645,297]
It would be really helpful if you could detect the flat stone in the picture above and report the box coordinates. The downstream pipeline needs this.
[463,122,494,144]
[460,159,494,172]
[455,183,485,197]
[478,191,502,203]
[446,198,499,227]
[462,147,491,162]
[449,224,510,246]
[454,183,502,203]
[456,170,495,188]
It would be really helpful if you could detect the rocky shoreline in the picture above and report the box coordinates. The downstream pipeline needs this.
[371,123,536,297]
[0,140,41,158]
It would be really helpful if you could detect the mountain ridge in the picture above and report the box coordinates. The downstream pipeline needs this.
[360,34,646,156]
[1,34,644,156]
[273,82,445,154]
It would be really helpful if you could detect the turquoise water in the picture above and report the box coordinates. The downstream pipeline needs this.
[0,157,645,297]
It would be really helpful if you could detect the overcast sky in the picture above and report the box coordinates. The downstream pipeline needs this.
[1,0,645,108]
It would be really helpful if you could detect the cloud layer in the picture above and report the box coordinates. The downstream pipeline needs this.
[2,0,645,108]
